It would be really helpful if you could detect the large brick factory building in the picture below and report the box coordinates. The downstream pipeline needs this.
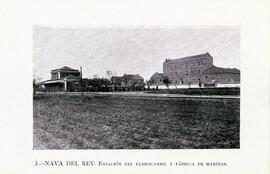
[163,52,240,85]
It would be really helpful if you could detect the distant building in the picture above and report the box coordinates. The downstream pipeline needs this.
[42,66,82,92]
[111,76,125,87]
[163,52,240,85]
[111,74,145,90]
[149,72,165,86]
[123,74,144,88]
[202,66,240,84]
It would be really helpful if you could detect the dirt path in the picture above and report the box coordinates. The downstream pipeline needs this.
[37,91,240,99]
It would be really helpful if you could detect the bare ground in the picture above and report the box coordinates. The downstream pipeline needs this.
[33,94,240,149]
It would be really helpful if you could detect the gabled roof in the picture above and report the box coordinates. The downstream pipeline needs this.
[150,72,164,79]
[123,74,144,80]
[111,76,123,80]
[164,52,213,63]
[65,74,80,79]
[202,66,240,75]
[51,66,79,72]
[41,79,65,84]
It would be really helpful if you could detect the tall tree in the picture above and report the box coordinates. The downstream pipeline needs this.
[146,79,154,90]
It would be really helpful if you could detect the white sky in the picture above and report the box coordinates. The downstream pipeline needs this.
[33,26,240,81]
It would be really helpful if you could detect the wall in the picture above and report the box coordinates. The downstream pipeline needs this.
[163,55,213,85]
[44,83,65,92]
[67,81,81,92]
[203,73,240,84]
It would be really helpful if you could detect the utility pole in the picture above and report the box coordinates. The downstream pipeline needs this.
[80,66,83,96]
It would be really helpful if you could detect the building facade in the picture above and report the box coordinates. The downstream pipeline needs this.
[162,52,240,86]
[123,74,144,88]
[149,72,165,86]
[111,74,145,90]
[42,66,82,92]
[50,66,81,80]
[202,66,240,84]
[163,52,213,85]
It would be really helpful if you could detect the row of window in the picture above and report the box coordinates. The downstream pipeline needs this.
[51,72,81,80]
[164,59,211,70]
[168,69,201,77]
[51,73,59,80]
[172,78,201,84]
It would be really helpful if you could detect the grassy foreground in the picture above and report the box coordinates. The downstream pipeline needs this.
[33,94,240,149]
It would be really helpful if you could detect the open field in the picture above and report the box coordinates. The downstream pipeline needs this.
[33,93,240,149]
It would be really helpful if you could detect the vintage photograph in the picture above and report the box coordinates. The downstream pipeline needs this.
[33,26,240,149]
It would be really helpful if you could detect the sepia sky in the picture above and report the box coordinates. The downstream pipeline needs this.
[33,26,240,81]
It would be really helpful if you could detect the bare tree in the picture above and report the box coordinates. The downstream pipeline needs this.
[93,74,99,79]
[33,77,43,94]
[146,79,154,90]
[188,81,191,88]
[163,76,171,90]
[106,70,113,80]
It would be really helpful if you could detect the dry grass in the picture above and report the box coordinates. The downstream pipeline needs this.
[33,94,240,149]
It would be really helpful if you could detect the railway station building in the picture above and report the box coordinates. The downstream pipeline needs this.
[42,66,82,92]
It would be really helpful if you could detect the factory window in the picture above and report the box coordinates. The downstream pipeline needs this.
[198,69,201,74]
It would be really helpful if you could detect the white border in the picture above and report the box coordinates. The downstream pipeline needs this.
[0,0,269,173]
